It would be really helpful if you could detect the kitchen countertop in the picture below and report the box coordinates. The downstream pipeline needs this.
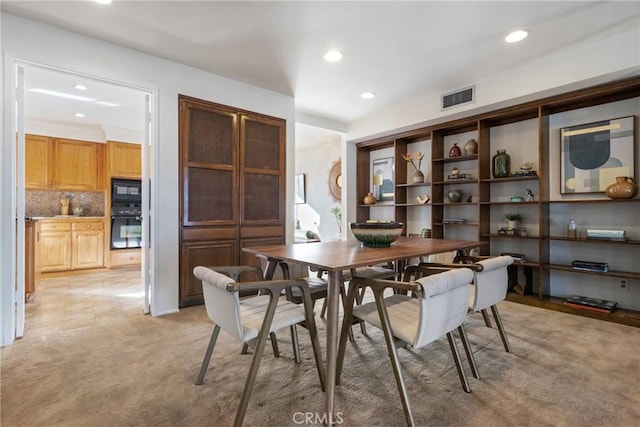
[27,216,106,221]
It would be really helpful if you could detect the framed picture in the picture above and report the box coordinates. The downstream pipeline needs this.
[294,173,306,204]
[372,157,394,201]
[560,116,635,194]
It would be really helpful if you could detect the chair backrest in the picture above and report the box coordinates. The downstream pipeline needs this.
[425,250,457,264]
[193,266,245,341]
[471,256,514,311]
[413,268,474,348]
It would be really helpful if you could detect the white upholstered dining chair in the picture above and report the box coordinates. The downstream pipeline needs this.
[193,266,325,427]
[336,268,479,426]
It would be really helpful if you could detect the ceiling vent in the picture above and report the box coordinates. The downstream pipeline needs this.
[441,85,475,111]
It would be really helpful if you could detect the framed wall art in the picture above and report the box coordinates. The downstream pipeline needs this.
[560,116,634,194]
[372,157,395,201]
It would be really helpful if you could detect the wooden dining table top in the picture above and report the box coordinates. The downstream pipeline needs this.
[243,237,485,271]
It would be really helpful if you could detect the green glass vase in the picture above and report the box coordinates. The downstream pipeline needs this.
[492,149,511,178]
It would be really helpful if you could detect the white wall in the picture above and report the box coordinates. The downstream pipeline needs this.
[294,134,342,241]
[346,22,639,142]
[1,13,296,333]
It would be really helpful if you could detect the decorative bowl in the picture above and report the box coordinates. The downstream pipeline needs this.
[350,221,404,247]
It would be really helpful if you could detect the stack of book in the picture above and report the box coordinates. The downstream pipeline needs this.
[564,295,617,313]
[571,260,608,273]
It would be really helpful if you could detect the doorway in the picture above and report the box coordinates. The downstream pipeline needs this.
[12,62,154,340]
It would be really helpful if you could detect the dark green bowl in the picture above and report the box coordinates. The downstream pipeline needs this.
[350,222,404,247]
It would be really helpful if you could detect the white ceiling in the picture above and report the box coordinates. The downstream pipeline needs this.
[3,1,639,142]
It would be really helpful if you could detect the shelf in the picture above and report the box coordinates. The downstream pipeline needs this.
[395,203,431,207]
[545,236,640,245]
[433,179,478,185]
[543,198,640,204]
[433,154,478,163]
[396,182,431,188]
[505,293,640,328]
[479,201,539,205]
[435,222,478,226]
[481,233,540,239]
[480,175,539,183]
[543,263,640,280]
[358,203,394,207]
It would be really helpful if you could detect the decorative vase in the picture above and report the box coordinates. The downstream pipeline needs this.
[447,189,463,203]
[605,176,638,199]
[464,139,478,155]
[363,192,377,205]
[413,170,424,183]
[449,143,462,157]
[492,149,511,178]
[507,220,519,229]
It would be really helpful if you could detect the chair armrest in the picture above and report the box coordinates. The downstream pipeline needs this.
[226,279,310,295]
[418,261,483,272]
[207,265,264,281]
[454,255,491,264]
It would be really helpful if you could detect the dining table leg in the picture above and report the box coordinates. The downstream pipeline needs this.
[325,269,342,424]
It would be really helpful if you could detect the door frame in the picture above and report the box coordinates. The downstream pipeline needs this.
[1,57,158,346]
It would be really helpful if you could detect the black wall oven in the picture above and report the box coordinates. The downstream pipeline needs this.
[111,179,143,250]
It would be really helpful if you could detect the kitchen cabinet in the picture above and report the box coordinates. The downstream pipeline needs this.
[178,95,285,307]
[37,221,72,272]
[54,138,103,191]
[25,134,54,189]
[72,220,104,269]
[36,218,105,274]
[108,140,141,178]
[355,76,640,327]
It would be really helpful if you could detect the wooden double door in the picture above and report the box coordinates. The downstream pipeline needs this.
[178,95,286,307]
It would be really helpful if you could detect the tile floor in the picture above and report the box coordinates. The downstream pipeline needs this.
[24,267,145,337]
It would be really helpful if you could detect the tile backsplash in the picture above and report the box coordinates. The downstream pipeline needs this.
[26,190,106,217]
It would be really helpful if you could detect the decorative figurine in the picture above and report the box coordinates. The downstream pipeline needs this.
[525,188,535,202]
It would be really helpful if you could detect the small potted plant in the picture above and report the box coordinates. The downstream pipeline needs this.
[504,212,524,229]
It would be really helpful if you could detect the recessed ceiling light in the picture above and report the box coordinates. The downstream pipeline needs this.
[323,50,343,62]
[361,92,376,99]
[29,88,95,102]
[74,113,86,118]
[94,0,113,4]
[74,84,87,91]
[505,30,529,43]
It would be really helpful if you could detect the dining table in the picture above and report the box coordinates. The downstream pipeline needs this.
[243,236,485,424]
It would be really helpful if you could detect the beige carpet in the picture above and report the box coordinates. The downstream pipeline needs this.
[2,296,639,426]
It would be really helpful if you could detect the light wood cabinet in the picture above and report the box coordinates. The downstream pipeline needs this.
[25,134,54,189]
[37,222,72,272]
[72,221,104,269]
[108,140,141,178]
[54,138,100,190]
[36,219,105,274]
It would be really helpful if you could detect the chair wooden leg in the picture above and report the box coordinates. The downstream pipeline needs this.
[447,332,471,393]
[490,304,512,353]
[241,343,249,354]
[457,325,480,380]
[336,279,360,385]
[341,285,355,342]
[234,295,280,427]
[290,325,302,364]
[300,287,326,392]
[320,298,327,318]
[269,332,280,357]
[355,285,367,335]
[195,325,220,385]
[373,287,415,427]
[480,308,493,328]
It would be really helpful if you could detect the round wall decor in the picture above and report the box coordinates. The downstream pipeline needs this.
[329,160,342,201]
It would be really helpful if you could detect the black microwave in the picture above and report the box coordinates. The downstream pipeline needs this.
[111,178,142,204]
